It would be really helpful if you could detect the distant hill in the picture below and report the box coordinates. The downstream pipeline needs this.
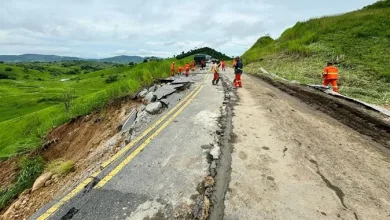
[176,47,231,60]
[97,55,144,64]
[0,54,82,62]
[0,54,144,64]
[242,0,390,105]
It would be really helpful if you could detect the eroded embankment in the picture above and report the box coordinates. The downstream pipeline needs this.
[256,74,390,149]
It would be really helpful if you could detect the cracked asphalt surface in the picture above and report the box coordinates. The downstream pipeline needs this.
[31,68,225,220]
[31,66,390,220]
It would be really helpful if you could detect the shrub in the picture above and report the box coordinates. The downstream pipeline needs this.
[47,160,75,175]
[5,67,12,72]
[0,73,9,79]
[105,74,119,83]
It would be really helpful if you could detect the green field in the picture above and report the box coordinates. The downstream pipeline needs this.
[242,0,390,105]
[0,58,190,159]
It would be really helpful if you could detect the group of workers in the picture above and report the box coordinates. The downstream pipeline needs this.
[171,61,195,77]
[171,57,339,92]
[211,57,243,87]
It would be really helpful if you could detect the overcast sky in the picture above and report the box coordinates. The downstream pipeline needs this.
[0,0,376,58]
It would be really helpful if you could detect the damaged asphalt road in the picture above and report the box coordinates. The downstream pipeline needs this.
[31,67,227,220]
[31,65,390,220]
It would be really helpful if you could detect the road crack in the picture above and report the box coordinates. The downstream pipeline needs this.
[307,158,347,209]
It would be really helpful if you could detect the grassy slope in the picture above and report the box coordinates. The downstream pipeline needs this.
[242,1,390,104]
[0,58,190,159]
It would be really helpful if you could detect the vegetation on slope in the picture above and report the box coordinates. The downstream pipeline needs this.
[0,58,190,159]
[176,47,231,60]
[242,0,390,104]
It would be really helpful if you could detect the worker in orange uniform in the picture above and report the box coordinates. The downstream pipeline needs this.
[211,61,220,85]
[177,66,183,75]
[221,60,226,71]
[190,61,195,70]
[323,62,339,92]
[171,62,175,76]
[234,57,243,88]
[185,63,190,77]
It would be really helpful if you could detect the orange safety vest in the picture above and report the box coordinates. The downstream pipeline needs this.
[324,66,339,80]
[178,67,183,72]
[171,64,175,71]
[185,64,190,70]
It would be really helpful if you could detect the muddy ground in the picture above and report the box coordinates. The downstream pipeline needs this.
[222,71,390,220]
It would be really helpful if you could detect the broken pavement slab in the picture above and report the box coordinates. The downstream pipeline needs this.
[160,99,170,107]
[171,78,194,85]
[121,109,138,132]
[154,85,183,100]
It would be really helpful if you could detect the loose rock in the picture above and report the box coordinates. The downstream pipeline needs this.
[32,172,53,192]
[138,89,148,98]
[145,102,162,114]
[144,92,156,104]
[210,146,221,159]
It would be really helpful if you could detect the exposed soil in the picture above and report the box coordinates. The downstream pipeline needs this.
[0,158,18,189]
[0,97,140,220]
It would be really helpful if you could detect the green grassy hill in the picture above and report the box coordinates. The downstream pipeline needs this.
[0,58,191,159]
[242,0,390,105]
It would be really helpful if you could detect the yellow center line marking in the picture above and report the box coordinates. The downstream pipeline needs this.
[95,84,204,188]
[37,72,208,220]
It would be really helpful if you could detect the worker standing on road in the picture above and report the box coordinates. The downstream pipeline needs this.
[323,62,339,92]
[178,66,183,75]
[185,63,190,77]
[201,59,206,70]
[234,57,243,88]
[212,61,220,85]
[221,60,226,71]
[171,62,175,76]
[190,61,195,70]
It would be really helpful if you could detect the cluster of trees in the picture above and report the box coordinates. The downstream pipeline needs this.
[175,47,231,60]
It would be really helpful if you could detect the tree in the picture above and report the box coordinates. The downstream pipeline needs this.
[143,59,148,63]
[129,62,135,66]
[5,67,12,71]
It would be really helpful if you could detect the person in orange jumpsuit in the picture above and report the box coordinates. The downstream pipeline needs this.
[234,57,243,88]
[221,60,226,71]
[190,61,195,70]
[323,62,339,92]
[211,61,220,85]
[185,63,190,77]
[177,66,183,75]
[171,62,175,76]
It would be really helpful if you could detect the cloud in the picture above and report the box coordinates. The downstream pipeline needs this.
[0,0,376,58]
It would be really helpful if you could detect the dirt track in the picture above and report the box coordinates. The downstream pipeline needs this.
[222,72,390,220]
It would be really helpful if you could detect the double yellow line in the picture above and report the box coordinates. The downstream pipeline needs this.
[37,73,209,220]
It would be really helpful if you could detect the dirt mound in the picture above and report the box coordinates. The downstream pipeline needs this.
[1,98,139,219]
[256,74,390,149]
